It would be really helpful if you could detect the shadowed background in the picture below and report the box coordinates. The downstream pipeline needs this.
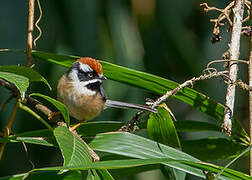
[0,0,250,179]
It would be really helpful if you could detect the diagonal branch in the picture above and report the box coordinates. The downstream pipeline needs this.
[0,78,52,118]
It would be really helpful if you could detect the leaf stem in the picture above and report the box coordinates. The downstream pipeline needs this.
[19,103,53,131]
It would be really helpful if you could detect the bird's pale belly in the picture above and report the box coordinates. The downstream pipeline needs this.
[57,75,105,121]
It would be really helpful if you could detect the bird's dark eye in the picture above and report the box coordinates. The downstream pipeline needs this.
[87,72,93,78]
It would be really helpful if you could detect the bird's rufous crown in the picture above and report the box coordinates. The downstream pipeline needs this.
[76,57,103,75]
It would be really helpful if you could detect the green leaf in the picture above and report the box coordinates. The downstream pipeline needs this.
[110,164,160,178]
[0,129,56,147]
[19,103,53,131]
[76,121,123,137]
[0,71,29,100]
[0,171,82,180]
[0,121,123,146]
[89,132,207,179]
[87,169,100,180]
[175,120,221,132]
[0,65,51,90]
[182,161,251,180]
[22,158,249,180]
[96,169,114,180]
[30,93,70,127]
[182,138,248,161]
[215,145,251,179]
[54,126,92,166]
[27,50,247,140]
[147,105,181,148]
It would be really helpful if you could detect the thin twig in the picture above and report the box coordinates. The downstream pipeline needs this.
[222,0,245,135]
[26,0,35,66]
[21,142,35,169]
[33,0,42,47]
[200,2,235,43]
[151,70,229,108]
[206,59,248,69]
[0,99,19,160]
[248,21,252,176]
[118,111,143,132]
[118,69,231,131]
[19,103,53,131]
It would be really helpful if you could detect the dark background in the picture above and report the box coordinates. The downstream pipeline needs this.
[0,0,250,179]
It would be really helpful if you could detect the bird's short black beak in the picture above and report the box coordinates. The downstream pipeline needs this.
[99,75,107,80]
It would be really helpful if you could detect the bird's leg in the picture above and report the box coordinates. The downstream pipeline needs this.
[69,122,82,131]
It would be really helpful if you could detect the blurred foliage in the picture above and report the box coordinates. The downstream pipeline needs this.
[0,0,251,179]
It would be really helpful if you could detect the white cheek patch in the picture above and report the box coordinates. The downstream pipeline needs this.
[72,79,102,96]
[72,81,96,96]
[79,63,93,72]
[81,79,102,86]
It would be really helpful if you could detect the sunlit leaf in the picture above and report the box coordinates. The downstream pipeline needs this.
[20,157,249,180]
[0,71,29,100]
[147,105,181,148]
[89,132,206,178]
[0,65,51,90]
[54,126,92,166]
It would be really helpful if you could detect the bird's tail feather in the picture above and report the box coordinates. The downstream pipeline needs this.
[105,100,157,113]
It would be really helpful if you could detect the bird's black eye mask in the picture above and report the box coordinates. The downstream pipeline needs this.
[67,62,99,81]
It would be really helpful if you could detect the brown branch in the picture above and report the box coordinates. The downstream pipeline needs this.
[0,78,52,118]
[248,20,252,176]
[26,0,35,66]
[222,0,245,135]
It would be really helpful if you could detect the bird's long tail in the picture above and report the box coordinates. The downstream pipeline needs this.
[105,100,157,113]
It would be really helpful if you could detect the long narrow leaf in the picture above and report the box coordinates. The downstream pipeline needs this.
[21,158,250,180]
[27,50,247,139]
[147,106,181,148]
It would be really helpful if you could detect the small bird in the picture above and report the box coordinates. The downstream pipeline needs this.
[57,57,157,130]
